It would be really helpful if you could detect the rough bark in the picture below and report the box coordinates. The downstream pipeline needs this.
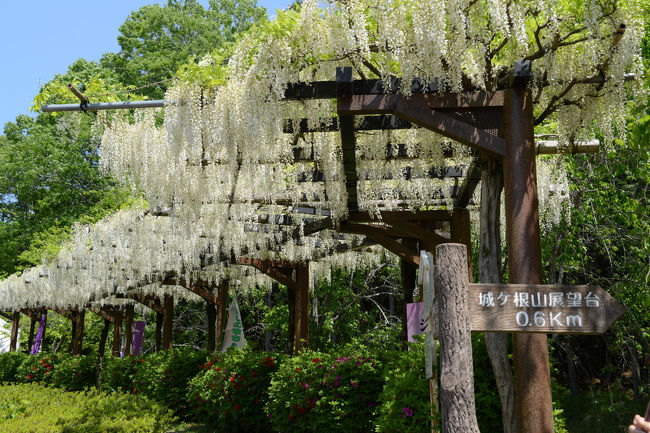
[436,243,480,433]
[72,310,85,356]
[9,312,20,352]
[480,155,518,433]
[216,281,228,351]
[112,311,123,357]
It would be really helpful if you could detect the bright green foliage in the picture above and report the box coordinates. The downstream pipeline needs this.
[186,348,281,432]
[100,355,145,393]
[131,347,210,416]
[15,353,60,384]
[266,348,384,433]
[48,354,97,391]
[375,341,433,433]
[0,351,27,382]
[101,0,267,99]
[0,383,175,433]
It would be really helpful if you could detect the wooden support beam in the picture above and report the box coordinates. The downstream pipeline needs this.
[339,222,420,266]
[450,208,473,279]
[111,310,123,357]
[155,312,163,352]
[239,258,297,289]
[72,310,85,356]
[0,311,12,321]
[400,255,417,350]
[124,304,134,356]
[162,294,174,350]
[336,67,360,212]
[9,312,20,352]
[26,316,37,354]
[382,215,450,246]
[89,307,116,323]
[215,281,228,351]
[206,302,217,352]
[503,81,553,433]
[294,262,310,354]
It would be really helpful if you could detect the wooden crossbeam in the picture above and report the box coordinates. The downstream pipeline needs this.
[338,222,420,266]
[296,166,468,182]
[454,159,482,208]
[238,258,297,289]
[284,77,442,100]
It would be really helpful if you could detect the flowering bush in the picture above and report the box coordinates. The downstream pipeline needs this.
[48,354,96,391]
[0,352,27,382]
[131,347,209,416]
[16,353,61,384]
[375,343,435,432]
[187,348,280,432]
[266,349,383,433]
[99,354,144,393]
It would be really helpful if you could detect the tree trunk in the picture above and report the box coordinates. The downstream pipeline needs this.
[294,262,310,354]
[112,311,123,357]
[287,285,296,355]
[26,317,36,354]
[265,284,275,352]
[69,312,77,354]
[480,155,518,433]
[216,281,228,351]
[435,243,480,433]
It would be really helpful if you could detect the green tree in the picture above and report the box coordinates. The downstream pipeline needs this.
[100,0,267,99]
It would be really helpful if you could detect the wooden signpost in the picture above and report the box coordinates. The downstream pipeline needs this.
[468,283,626,334]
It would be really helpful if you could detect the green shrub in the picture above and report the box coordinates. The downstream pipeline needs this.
[48,354,96,391]
[0,382,176,433]
[0,352,28,382]
[99,354,144,392]
[375,344,435,432]
[471,333,504,432]
[266,349,384,433]
[187,348,280,432]
[132,347,209,416]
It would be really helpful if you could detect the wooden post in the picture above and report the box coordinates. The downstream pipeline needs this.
[26,316,36,353]
[124,304,134,356]
[69,312,77,354]
[400,259,417,350]
[96,318,111,388]
[435,243,480,433]
[215,281,228,351]
[154,312,163,352]
[72,310,85,356]
[206,302,217,352]
[294,262,310,354]
[162,294,174,349]
[9,312,20,352]
[287,284,296,355]
[112,310,123,357]
[503,84,554,432]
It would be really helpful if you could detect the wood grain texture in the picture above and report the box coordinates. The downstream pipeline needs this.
[436,243,480,433]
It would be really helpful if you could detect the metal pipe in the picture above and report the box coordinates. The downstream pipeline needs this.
[41,100,167,112]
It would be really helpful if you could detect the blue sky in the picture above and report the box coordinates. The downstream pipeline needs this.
[0,0,290,130]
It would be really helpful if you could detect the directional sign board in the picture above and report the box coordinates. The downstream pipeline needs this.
[469,284,625,334]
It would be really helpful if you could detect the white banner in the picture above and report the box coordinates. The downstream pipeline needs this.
[221,296,245,351]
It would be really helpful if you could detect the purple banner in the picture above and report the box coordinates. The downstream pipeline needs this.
[30,314,47,355]
[131,321,146,355]
[406,302,428,343]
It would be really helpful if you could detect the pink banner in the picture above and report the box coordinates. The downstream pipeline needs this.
[406,302,428,343]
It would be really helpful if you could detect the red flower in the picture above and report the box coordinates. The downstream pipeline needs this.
[230,375,236,382]
[289,414,294,421]
[234,404,240,411]
[312,358,322,363]
[251,370,257,377]
[295,368,300,372]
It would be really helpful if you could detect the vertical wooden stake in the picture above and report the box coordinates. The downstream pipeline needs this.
[400,259,417,350]
[287,284,296,355]
[124,304,134,356]
[27,316,36,353]
[112,311,123,357]
[162,295,174,350]
[435,243,480,433]
[451,208,473,279]
[9,311,20,352]
[294,262,310,354]
[503,86,554,433]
